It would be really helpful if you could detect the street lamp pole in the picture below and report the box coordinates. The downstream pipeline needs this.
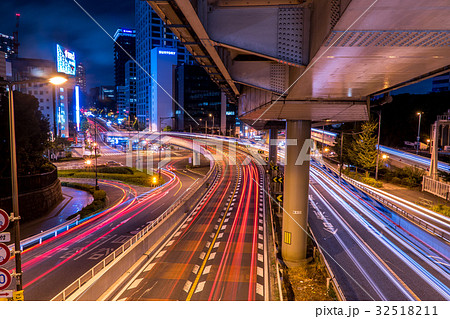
[1,75,67,293]
[7,85,23,291]
[94,122,99,190]
[375,110,382,180]
[416,112,422,154]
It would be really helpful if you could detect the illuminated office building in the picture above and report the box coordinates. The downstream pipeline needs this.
[135,1,192,129]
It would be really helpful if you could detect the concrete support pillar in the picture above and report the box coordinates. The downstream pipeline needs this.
[269,128,278,165]
[221,92,227,135]
[281,120,311,267]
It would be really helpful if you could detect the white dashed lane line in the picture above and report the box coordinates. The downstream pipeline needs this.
[128,278,143,290]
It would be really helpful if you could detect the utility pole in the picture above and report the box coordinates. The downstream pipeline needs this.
[375,110,382,180]
[7,86,23,291]
[339,131,344,183]
[416,112,423,154]
[95,122,99,190]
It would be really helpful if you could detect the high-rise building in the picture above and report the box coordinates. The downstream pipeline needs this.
[0,33,15,59]
[176,65,237,134]
[11,58,74,138]
[124,60,137,119]
[114,28,136,87]
[135,1,192,129]
[90,86,116,114]
[116,86,127,118]
[432,72,450,92]
[76,62,87,94]
[150,47,177,131]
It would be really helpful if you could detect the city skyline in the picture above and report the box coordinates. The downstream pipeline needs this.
[0,0,134,88]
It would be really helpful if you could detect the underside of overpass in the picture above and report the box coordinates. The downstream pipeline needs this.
[146,0,450,266]
[146,0,450,128]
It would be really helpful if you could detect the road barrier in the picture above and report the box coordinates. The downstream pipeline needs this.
[422,176,450,200]
[319,162,449,242]
[8,215,80,251]
[52,151,218,301]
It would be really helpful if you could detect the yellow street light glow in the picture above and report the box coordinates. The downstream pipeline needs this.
[382,154,388,160]
[49,76,68,85]
[85,159,92,165]
[324,147,329,152]
[152,176,158,184]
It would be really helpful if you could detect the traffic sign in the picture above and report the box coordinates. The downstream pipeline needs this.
[271,165,279,171]
[258,150,264,154]
[13,290,24,301]
[0,268,12,290]
[0,290,12,298]
[0,209,9,232]
[272,176,284,183]
[0,233,10,243]
[0,243,10,266]
[276,194,283,202]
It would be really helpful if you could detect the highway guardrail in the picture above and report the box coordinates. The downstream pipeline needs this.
[318,162,449,242]
[8,215,80,251]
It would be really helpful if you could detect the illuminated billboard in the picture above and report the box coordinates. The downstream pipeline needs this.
[56,44,76,75]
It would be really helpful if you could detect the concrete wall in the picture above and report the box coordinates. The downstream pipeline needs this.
[0,179,63,223]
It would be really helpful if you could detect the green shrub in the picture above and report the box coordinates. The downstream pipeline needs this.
[97,166,133,174]
[93,190,106,201]
[362,177,383,188]
[431,204,450,217]
[40,163,56,173]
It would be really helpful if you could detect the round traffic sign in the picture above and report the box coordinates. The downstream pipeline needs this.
[0,209,9,232]
[0,268,12,290]
[0,243,11,266]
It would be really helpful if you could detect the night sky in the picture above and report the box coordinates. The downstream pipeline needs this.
[0,0,134,89]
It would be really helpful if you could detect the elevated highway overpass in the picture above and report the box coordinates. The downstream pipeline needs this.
[144,0,450,265]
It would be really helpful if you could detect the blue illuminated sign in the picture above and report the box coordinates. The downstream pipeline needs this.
[226,111,235,116]
[122,29,133,33]
[158,50,176,55]
[75,85,80,131]
[56,44,76,76]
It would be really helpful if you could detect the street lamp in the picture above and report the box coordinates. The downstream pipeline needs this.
[416,112,423,154]
[209,113,214,135]
[0,74,67,292]
[158,116,174,179]
[375,110,382,180]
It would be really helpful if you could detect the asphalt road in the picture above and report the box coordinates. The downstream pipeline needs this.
[3,156,199,300]
[308,162,450,301]
[111,143,269,301]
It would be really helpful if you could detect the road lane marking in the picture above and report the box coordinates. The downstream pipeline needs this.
[156,250,166,258]
[195,281,205,293]
[192,265,200,274]
[257,267,263,277]
[144,263,155,272]
[183,281,192,293]
[128,278,143,290]
[204,265,212,275]
[186,164,240,301]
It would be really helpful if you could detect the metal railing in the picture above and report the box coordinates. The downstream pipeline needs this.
[8,215,81,251]
[0,168,58,197]
[422,175,450,200]
[52,161,218,301]
[320,163,449,241]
